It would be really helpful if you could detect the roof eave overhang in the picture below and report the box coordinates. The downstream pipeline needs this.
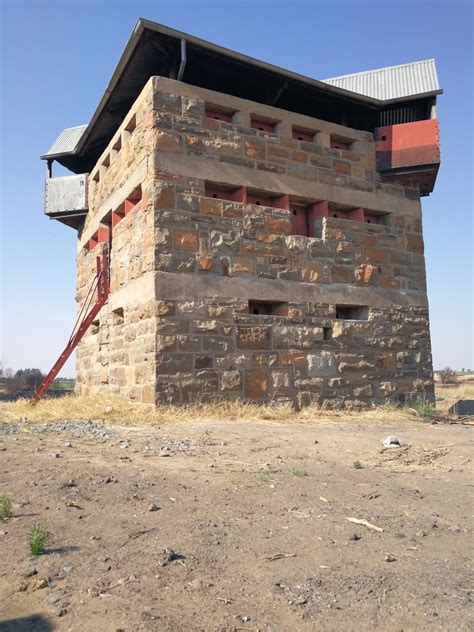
[41,18,442,171]
[381,89,443,106]
[70,18,383,159]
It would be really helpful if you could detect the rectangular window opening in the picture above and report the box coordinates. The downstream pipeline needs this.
[328,204,365,222]
[112,307,124,325]
[330,135,353,151]
[251,117,277,133]
[335,305,369,321]
[91,318,100,335]
[205,184,245,203]
[292,127,316,142]
[249,300,288,316]
[247,191,288,209]
[124,185,142,214]
[323,327,332,341]
[290,204,311,237]
[125,114,136,134]
[205,107,233,123]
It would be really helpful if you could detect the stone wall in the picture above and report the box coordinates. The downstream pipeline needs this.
[75,77,434,407]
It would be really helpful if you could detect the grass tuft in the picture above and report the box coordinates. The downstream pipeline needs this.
[410,399,436,418]
[352,460,364,470]
[0,494,12,521]
[29,524,50,556]
[198,429,213,446]
[291,466,308,478]
[256,470,270,483]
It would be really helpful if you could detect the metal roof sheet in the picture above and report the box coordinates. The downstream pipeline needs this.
[42,125,88,159]
[322,59,441,102]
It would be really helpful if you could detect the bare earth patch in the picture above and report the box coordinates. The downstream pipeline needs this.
[0,413,472,631]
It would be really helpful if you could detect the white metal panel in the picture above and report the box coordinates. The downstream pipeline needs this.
[42,125,87,159]
[44,174,88,215]
[322,60,440,101]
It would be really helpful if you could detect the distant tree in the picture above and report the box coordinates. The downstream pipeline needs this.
[14,369,45,391]
[437,367,459,385]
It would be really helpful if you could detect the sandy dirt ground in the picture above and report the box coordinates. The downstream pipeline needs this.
[0,416,472,631]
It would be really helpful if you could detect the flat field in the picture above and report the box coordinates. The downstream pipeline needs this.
[0,401,472,631]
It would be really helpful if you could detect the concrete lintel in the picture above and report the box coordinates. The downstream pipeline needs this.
[108,272,156,311]
[154,271,428,308]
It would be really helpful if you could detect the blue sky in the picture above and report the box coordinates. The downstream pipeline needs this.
[1,0,473,375]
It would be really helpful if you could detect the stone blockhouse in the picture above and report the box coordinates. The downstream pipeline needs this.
[42,19,442,407]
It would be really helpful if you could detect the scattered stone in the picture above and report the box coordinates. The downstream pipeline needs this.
[62,480,77,488]
[416,529,428,537]
[34,577,49,589]
[294,595,308,605]
[15,580,29,592]
[349,533,361,541]
[104,477,118,484]
[0,446,6,452]
[148,503,160,512]
[64,442,72,448]
[48,593,61,604]
[158,547,177,566]
[385,554,396,562]
[104,406,113,414]
[382,436,402,448]
[143,608,159,620]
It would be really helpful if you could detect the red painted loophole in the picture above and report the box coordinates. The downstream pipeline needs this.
[251,119,275,133]
[292,128,314,142]
[205,109,232,123]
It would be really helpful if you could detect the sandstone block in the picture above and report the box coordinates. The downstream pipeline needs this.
[220,370,242,391]
[236,326,271,350]
[246,369,268,399]
[173,228,199,252]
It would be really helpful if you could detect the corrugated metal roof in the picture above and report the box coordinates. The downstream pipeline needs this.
[42,125,88,159]
[322,59,440,102]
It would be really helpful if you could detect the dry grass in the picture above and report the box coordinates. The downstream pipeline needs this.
[0,393,422,426]
[435,379,474,414]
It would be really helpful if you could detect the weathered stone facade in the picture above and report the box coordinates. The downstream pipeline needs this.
[75,77,434,407]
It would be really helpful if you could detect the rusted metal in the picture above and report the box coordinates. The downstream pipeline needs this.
[31,249,109,405]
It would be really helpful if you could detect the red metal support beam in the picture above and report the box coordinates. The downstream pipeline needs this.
[31,249,109,405]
